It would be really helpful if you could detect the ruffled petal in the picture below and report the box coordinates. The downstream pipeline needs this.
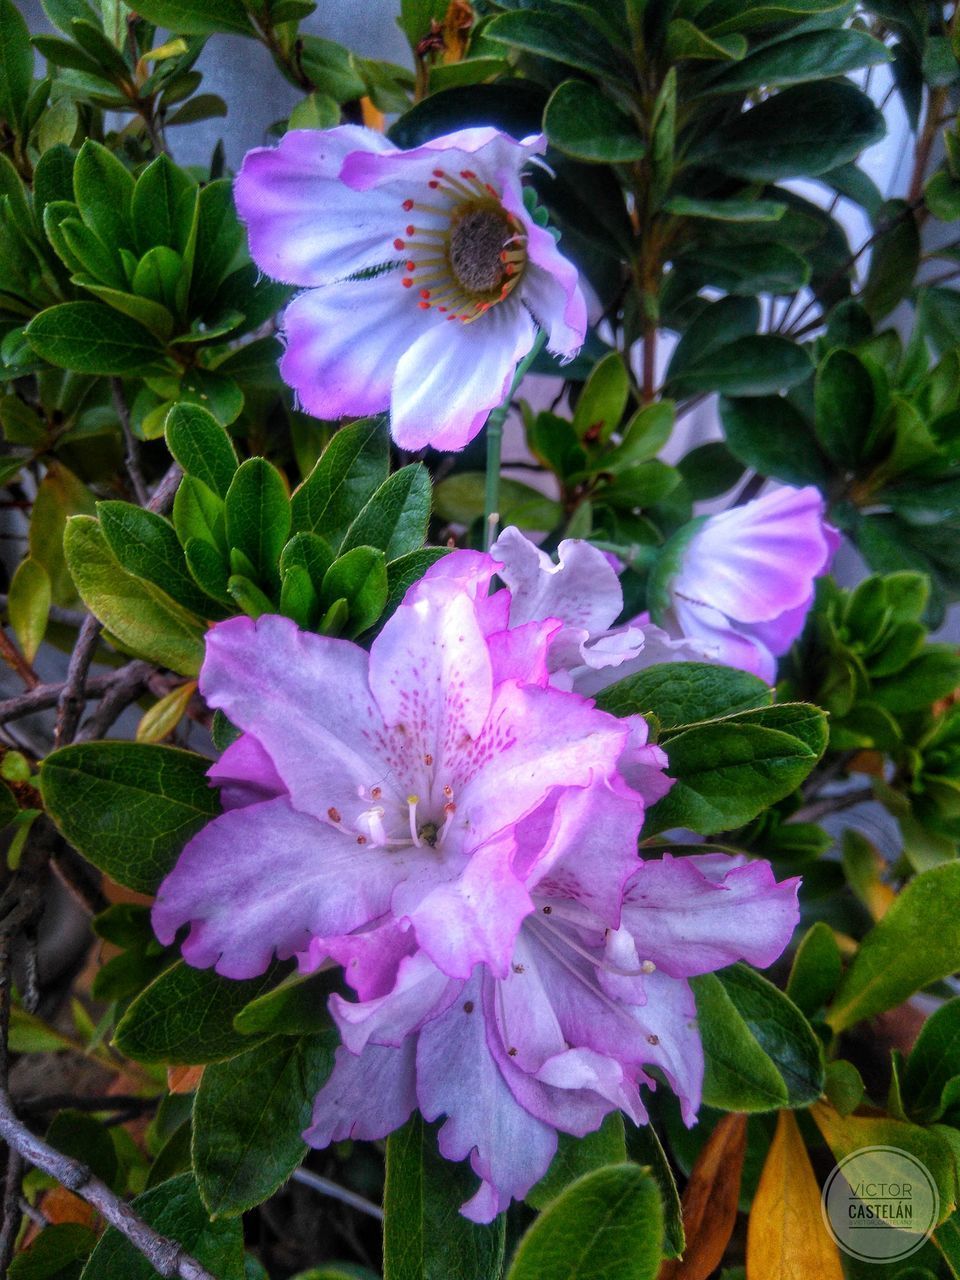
[304,1039,417,1145]
[676,484,836,625]
[621,853,800,977]
[625,970,703,1126]
[330,950,459,1053]
[279,277,434,420]
[207,732,285,811]
[340,128,547,193]
[390,300,536,452]
[416,970,557,1222]
[234,126,398,286]
[199,615,391,828]
[670,596,777,682]
[491,527,624,635]
[151,796,402,979]
[301,917,415,1001]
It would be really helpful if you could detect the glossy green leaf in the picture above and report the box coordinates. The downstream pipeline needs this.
[828,863,960,1031]
[7,1223,96,1280]
[902,998,960,1122]
[225,458,291,593]
[321,546,387,638]
[507,1164,663,1280]
[0,0,33,134]
[573,352,629,443]
[707,28,890,93]
[64,516,205,674]
[595,661,771,729]
[544,80,645,163]
[384,1113,506,1280]
[115,961,280,1065]
[719,395,831,488]
[433,473,562,530]
[785,921,843,1017]
[78,1174,244,1280]
[291,418,389,548]
[646,703,827,834]
[40,742,219,894]
[234,970,336,1037]
[116,0,254,35]
[25,302,167,374]
[132,152,195,254]
[340,463,431,561]
[165,402,238,499]
[194,1033,336,1216]
[666,335,812,397]
[527,1113,626,1211]
[485,8,623,80]
[72,139,134,251]
[8,556,50,663]
[98,500,215,615]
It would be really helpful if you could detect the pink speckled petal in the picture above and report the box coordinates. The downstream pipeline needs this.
[151,796,401,979]
[340,128,547,192]
[234,126,397,286]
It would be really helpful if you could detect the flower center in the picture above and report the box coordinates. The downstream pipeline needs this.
[327,780,456,852]
[394,168,527,323]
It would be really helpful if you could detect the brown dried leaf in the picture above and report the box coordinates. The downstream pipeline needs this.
[659,1112,747,1280]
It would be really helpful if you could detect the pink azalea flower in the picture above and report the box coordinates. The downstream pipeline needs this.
[233,125,587,452]
[659,485,840,683]
[305,848,799,1221]
[152,551,666,989]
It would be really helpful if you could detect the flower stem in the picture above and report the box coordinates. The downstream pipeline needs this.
[483,329,548,551]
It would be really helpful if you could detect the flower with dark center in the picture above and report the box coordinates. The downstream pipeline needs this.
[234,125,586,452]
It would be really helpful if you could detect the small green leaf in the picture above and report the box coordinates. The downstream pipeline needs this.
[165,402,238,498]
[828,863,960,1031]
[132,152,195,254]
[194,1033,336,1216]
[902,998,960,1122]
[785,921,842,1017]
[291,418,389,548]
[384,1113,506,1280]
[72,139,134,251]
[0,0,33,135]
[321,546,387,638]
[225,458,291,593]
[526,1114,626,1211]
[115,961,279,1065]
[544,81,645,163]
[340,463,431,561]
[8,556,50,663]
[98,500,217,616]
[506,1164,663,1280]
[25,302,167,375]
[40,741,219,893]
[595,661,771,729]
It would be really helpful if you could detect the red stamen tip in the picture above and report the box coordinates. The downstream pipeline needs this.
[485,183,498,196]
[505,264,516,276]
[428,180,440,189]
[432,168,445,177]
[406,260,416,271]
[402,198,414,211]
[419,289,430,299]
[406,224,415,235]
[438,306,447,312]
[418,300,430,309]
[402,278,414,288]
[393,238,405,250]
[461,169,476,179]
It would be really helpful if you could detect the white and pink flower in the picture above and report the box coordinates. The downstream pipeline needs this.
[234,125,587,452]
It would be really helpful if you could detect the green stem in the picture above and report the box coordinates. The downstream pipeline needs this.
[483,329,548,551]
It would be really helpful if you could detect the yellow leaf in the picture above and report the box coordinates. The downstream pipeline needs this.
[747,1110,844,1280]
[136,681,197,743]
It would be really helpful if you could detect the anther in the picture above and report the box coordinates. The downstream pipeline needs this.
[327,807,341,823]
[647,1034,660,1045]
[542,905,552,915]
[640,960,656,974]
[393,238,405,250]
[463,1001,474,1013]
[443,784,453,798]
[406,224,415,235]
[432,168,445,177]
[356,835,367,845]
[418,301,430,309]
[402,278,413,288]
[406,260,416,271]
[508,1047,518,1057]
[461,169,476,179]
[370,787,382,800]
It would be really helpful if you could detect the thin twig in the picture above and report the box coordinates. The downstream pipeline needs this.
[16,1093,158,1117]
[54,616,102,749]
[147,462,182,516]
[76,661,153,742]
[0,1150,23,1273]
[112,379,149,507]
[0,670,128,726]
[0,631,39,691]
[0,1093,216,1280]
[291,1167,384,1221]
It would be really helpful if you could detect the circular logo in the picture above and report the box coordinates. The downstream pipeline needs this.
[821,1145,939,1263]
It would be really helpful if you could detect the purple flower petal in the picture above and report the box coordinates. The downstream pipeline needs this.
[207,732,284,811]
[234,126,397,287]
[304,1039,418,1145]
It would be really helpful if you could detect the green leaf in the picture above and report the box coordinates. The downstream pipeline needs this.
[595,661,771,729]
[697,82,885,181]
[785,921,842,1017]
[8,556,50,664]
[0,0,33,135]
[32,143,76,213]
[78,1174,244,1280]
[675,243,810,296]
[289,92,341,130]
[573,352,629,443]
[527,1114,626,1211]
[719,395,831,488]
[600,402,674,472]
[506,1164,663,1280]
[715,963,823,1106]
[63,516,205,675]
[692,973,787,1110]
[341,464,431,562]
[485,8,623,81]
[29,462,96,607]
[189,180,244,309]
[321,546,387,638]
[665,19,746,61]
[291,418,389,548]
[115,961,279,1065]
[707,28,891,93]
[75,282,174,341]
[98,501,215,615]
[663,195,787,222]
[433,473,563,531]
[165,402,238,498]
[115,0,254,35]
[861,198,920,322]
[46,1109,119,1190]
[872,647,960,713]
[297,35,365,102]
[7,1224,96,1280]
[646,703,828,834]
[814,347,878,468]
[902,998,960,1122]
[225,458,291,593]
[194,1033,336,1216]
[132,152,195,254]
[72,139,134,252]
[233,969,336,1037]
[675,441,743,500]
[828,863,960,1032]
[40,742,219,893]
[384,1113,506,1280]
[544,80,645,163]
[666,335,812,397]
[26,302,167,375]
[665,296,758,382]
